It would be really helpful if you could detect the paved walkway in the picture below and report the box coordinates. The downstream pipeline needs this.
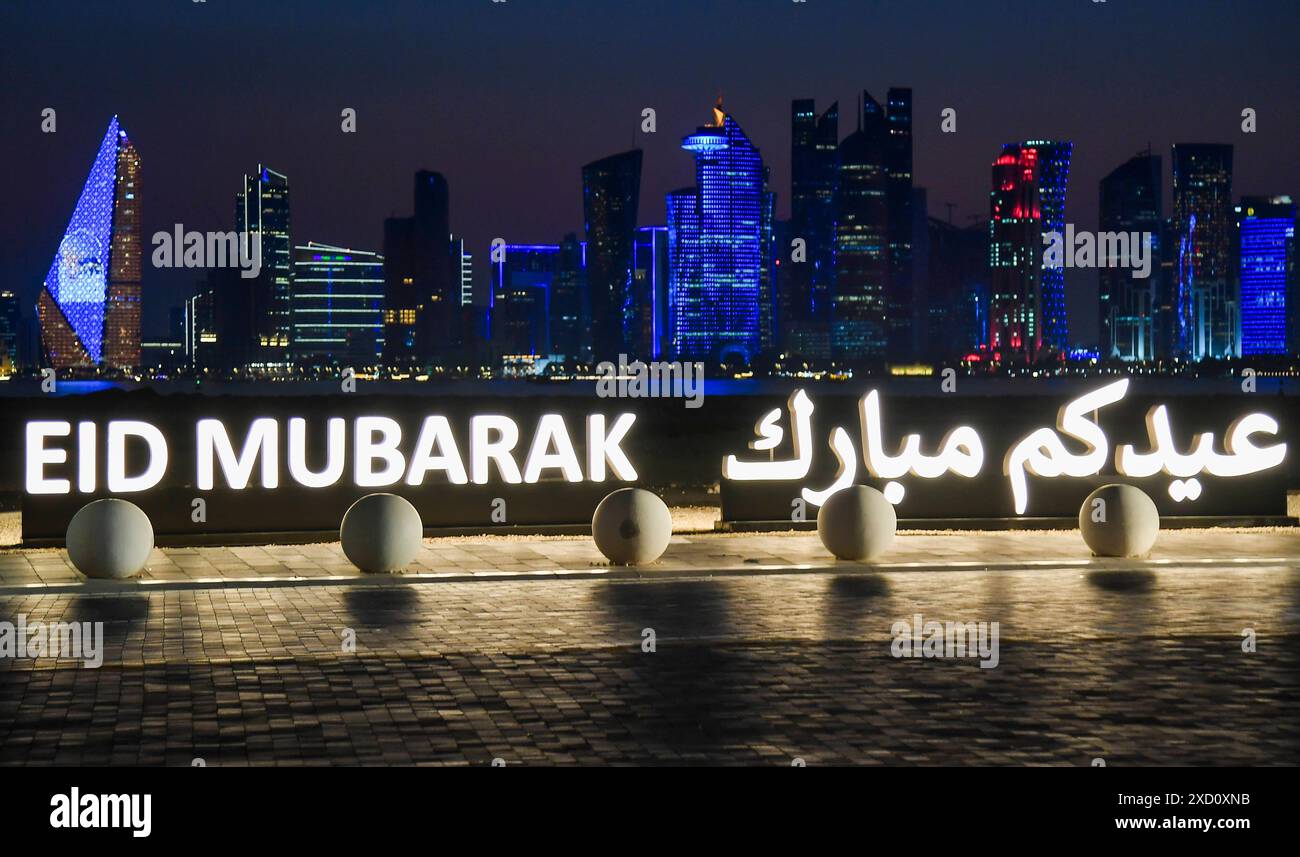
[2,528,1299,590]
[2,563,1297,765]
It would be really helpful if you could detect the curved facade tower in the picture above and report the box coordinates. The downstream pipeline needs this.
[38,116,141,370]
[668,100,766,362]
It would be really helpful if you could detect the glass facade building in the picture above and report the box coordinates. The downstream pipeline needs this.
[667,101,766,362]
[1172,144,1235,359]
[235,165,293,367]
[832,93,890,361]
[787,98,838,359]
[490,244,558,358]
[291,242,384,366]
[582,150,642,362]
[988,140,1072,362]
[1099,152,1162,361]
[37,116,142,371]
[1236,195,1296,356]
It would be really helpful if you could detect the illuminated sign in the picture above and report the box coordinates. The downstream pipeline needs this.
[25,413,638,496]
[721,382,1289,519]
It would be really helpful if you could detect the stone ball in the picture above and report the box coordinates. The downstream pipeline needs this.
[65,499,154,580]
[817,485,897,561]
[1079,483,1159,557]
[591,488,673,565]
[340,493,423,573]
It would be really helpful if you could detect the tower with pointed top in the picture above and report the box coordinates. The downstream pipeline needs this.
[667,99,767,362]
[38,116,142,371]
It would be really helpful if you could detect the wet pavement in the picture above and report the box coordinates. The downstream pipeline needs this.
[2,561,1298,765]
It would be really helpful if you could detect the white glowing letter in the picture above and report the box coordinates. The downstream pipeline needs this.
[859,390,984,479]
[354,416,405,487]
[722,390,814,480]
[107,420,169,493]
[1003,379,1128,515]
[77,422,96,493]
[406,416,468,485]
[801,427,858,507]
[471,415,522,484]
[586,413,638,482]
[25,421,71,495]
[197,418,280,490]
[523,414,584,483]
[288,417,346,488]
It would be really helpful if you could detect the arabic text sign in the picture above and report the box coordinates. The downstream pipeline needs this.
[720,382,1291,520]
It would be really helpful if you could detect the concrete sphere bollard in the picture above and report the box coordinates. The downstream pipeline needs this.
[340,493,423,573]
[817,485,897,561]
[591,488,673,565]
[1079,484,1160,557]
[65,499,154,580]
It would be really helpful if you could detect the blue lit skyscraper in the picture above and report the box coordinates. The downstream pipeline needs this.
[490,243,558,358]
[38,116,142,370]
[1033,141,1073,354]
[1236,195,1296,356]
[667,100,766,362]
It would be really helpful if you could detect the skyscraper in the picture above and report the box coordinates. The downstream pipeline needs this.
[550,233,588,362]
[787,99,838,358]
[38,116,143,371]
[490,244,557,358]
[383,171,457,367]
[667,99,766,363]
[885,87,914,361]
[1099,152,1162,361]
[235,165,292,368]
[632,226,669,359]
[988,140,1072,362]
[924,215,990,360]
[582,150,642,362]
[832,93,890,361]
[1235,195,1296,356]
[291,242,384,367]
[1172,144,1235,359]
[0,288,20,377]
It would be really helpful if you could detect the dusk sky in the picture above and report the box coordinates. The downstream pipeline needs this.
[2,0,1297,343]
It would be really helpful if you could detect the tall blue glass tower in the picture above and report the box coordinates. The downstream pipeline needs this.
[1236,196,1296,355]
[667,101,765,362]
[1031,140,1073,354]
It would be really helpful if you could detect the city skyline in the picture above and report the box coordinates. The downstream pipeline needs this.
[4,0,1296,347]
[13,104,1299,374]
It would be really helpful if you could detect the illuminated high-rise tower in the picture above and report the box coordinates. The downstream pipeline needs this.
[787,98,838,358]
[667,99,766,362]
[1235,195,1296,356]
[236,166,292,368]
[988,140,1072,362]
[832,92,890,361]
[38,116,142,371]
[1172,144,1235,359]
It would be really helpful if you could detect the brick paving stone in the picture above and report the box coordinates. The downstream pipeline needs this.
[0,562,1298,765]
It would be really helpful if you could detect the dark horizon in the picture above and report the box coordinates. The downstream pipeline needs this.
[2,0,1297,345]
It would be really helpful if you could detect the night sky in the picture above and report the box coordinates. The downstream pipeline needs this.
[2,0,1297,345]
